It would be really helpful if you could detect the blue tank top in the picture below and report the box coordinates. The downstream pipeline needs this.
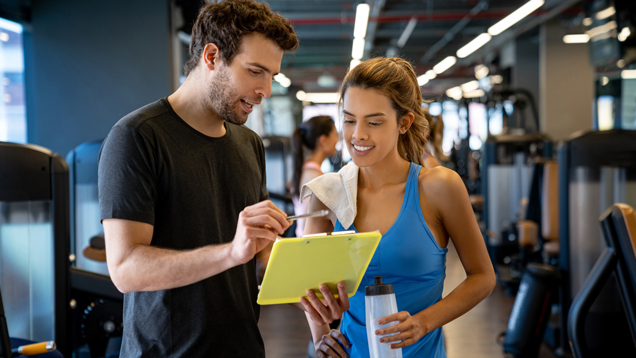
[335,162,448,358]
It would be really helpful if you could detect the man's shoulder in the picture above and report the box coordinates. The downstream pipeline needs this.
[115,99,172,131]
[227,123,262,146]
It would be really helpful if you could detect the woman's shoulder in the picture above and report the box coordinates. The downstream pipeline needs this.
[417,165,465,196]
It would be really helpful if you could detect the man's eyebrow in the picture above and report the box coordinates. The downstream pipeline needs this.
[343,109,386,118]
[247,62,275,75]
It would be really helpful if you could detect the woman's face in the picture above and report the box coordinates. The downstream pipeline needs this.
[342,87,408,168]
[322,125,340,157]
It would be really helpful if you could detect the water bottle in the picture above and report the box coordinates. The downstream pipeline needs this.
[365,276,403,358]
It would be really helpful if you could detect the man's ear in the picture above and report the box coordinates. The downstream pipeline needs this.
[399,113,415,134]
[202,43,221,71]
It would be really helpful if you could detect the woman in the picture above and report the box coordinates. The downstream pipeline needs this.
[291,115,339,237]
[299,58,496,358]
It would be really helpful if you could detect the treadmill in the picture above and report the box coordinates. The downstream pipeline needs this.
[568,204,636,357]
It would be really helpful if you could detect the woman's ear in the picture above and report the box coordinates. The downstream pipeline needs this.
[399,113,415,134]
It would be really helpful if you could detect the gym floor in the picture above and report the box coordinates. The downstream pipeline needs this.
[259,242,559,358]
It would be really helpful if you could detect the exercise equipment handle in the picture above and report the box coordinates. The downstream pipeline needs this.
[11,341,56,357]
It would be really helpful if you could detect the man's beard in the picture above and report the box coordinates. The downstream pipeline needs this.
[207,65,247,125]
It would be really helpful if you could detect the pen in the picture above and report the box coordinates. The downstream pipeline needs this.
[286,210,330,222]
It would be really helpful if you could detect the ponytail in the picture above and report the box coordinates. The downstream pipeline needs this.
[290,116,335,198]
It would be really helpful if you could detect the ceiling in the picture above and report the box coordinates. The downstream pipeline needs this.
[251,0,579,95]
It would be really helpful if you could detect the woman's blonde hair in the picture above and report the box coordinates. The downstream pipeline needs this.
[338,57,431,166]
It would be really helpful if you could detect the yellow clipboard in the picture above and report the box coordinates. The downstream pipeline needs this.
[257,231,381,305]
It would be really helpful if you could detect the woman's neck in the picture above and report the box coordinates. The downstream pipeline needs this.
[358,150,411,190]
[305,151,328,167]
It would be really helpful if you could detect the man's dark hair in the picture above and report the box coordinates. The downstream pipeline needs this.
[184,0,299,76]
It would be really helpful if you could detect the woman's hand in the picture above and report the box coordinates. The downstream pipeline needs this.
[375,311,426,349]
[314,329,351,358]
[300,281,349,325]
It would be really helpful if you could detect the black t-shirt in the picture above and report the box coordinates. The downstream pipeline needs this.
[98,98,268,357]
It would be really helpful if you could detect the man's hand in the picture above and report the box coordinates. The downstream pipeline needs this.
[300,281,350,325]
[229,200,290,265]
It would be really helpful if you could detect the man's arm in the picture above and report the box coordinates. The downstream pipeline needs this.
[105,200,290,293]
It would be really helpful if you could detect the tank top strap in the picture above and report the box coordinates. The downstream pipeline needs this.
[405,162,422,207]
[303,161,322,171]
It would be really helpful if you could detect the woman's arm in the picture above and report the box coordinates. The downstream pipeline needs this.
[377,168,496,349]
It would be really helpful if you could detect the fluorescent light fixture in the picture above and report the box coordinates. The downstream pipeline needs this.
[490,75,504,84]
[582,17,593,26]
[278,78,291,87]
[417,75,429,87]
[425,70,436,79]
[586,21,617,40]
[354,3,370,39]
[296,90,306,101]
[602,76,609,86]
[0,17,22,33]
[396,17,418,48]
[617,59,625,68]
[0,32,8,42]
[301,92,340,104]
[618,27,631,42]
[474,64,490,79]
[433,56,457,74]
[464,89,485,98]
[488,0,545,36]
[352,38,365,60]
[274,73,291,87]
[446,86,463,100]
[461,80,480,92]
[563,34,590,43]
[622,70,636,79]
[596,6,615,20]
[350,59,361,70]
[457,33,492,58]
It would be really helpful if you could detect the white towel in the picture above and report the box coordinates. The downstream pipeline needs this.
[299,162,359,229]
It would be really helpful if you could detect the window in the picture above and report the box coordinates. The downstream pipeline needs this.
[0,17,26,143]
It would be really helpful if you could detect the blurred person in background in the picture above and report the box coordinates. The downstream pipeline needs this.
[291,115,339,237]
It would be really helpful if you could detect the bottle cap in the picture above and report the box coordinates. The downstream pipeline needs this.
[365,276,394,296]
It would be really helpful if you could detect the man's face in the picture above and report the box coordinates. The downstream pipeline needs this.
[207,33,284,125]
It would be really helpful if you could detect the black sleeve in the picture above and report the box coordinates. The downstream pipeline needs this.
[98,124,158,225]
[257,136,269,202]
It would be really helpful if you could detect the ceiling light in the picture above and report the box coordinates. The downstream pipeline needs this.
[457,33,492,58]
[350,59,361,70]
[433,56,457,75]
[488,0,545,36]
[601,76,609,86]
[417,75,429,86]
[352,38,365,60]
[474,65,490,79]
[586,21,617,40]
[278,78,291,88]
[446,86,463,100]
[563,34,590,43]
[622,70,636,79]
[300,92,340,104]
[595,6,615,20]
[425,70,436,79]
[582,17,593,26]
[354,3,370,39]
[464,89,485,98]
[461,80,480,92]
[296,91,306,101]
[618,27,631,42]
[490,75,504,84]
[396,16,417,48]
[617,59,625,68]
[0,32,8,42]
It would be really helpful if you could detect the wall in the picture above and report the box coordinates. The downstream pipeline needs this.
[540,18,595,142]
[26,0,173,157]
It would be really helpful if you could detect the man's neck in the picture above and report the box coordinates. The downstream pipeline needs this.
[167,76,227,138]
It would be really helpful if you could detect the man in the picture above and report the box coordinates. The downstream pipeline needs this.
[98,1,299,356]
